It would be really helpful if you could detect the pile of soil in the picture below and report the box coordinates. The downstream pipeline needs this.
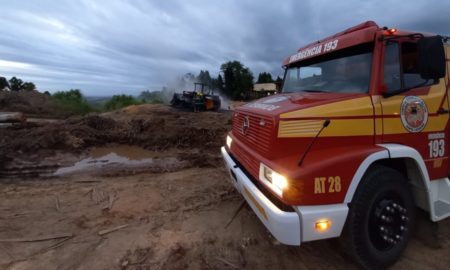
[0,90,70,118]
[0,104,232,170]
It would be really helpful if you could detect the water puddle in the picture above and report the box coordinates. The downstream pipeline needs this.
[89,145,158,160]
[54,145,183,176]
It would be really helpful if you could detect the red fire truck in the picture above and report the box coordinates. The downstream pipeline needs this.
[221,21,450,268]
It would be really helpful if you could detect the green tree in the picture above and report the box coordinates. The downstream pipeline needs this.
[275,76,283,92]
[9,77,23,91]
[139,90,165,104]
[222,66,235,98]
[220,61,254,100]
[53,89,83,101]
[104,94,142,111]
[211,74,224,91]
[52,89,91,114]
[256,72,274,83]
[22,82,36,91]
[197,70,212,86]
[0,76,9,90]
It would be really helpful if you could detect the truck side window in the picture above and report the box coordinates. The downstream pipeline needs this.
[401,42,431,88]
[383,42,401,92]
[384,41,434,93]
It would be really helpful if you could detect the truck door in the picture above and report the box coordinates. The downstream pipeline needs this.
[378,40,450,180]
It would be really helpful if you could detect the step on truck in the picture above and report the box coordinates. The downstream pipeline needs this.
[221,21,450,268]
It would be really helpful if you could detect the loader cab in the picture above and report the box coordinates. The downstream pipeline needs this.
[194,82,214,96]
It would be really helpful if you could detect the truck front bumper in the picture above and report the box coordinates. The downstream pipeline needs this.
[221,147,301,245]
[221,147,348,246]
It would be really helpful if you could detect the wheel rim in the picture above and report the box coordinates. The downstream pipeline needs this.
[368,192,409,251]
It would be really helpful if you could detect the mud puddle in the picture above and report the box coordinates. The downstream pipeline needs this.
[54,145,187,176]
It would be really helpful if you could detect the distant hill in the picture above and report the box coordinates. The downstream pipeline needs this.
[85,96,112,110]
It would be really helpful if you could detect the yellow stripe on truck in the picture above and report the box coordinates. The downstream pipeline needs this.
[380,84,446,115]
[278,118,373,137]
[279,113,449,137]
[280,97,373,119]
[243,187,268,220]
[383,114,449,135]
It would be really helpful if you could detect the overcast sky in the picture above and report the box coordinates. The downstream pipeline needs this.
[0,0,449,96]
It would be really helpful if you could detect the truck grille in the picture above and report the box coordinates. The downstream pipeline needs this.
[232,143,259,178]
[232,113,274,155]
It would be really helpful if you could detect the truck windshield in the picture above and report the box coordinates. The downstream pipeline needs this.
[282,43,373,94]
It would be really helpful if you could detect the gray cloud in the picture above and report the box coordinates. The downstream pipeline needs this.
[0,0,449,96]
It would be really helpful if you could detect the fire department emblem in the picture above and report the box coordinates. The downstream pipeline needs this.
[400,96,428,133]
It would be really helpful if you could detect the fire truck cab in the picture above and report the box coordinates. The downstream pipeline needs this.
[221,21,450,268]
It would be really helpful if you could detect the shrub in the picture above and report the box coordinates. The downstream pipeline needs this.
[52,89,92,115]
[104,94,142,111]
[138,90,165,104]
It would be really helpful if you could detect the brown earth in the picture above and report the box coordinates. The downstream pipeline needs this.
[0,90,71,119]
[0,104,231,174]
[0,104,449,270]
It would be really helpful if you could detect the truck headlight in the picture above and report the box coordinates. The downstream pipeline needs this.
[260,164,288,196]
[226,135,232,149]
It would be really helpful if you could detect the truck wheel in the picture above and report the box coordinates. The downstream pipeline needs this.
[344,165,415,269]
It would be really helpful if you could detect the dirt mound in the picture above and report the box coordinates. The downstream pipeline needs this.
[0,90,70,118]
[0,104,232,170]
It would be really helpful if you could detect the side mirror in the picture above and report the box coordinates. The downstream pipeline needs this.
[417,36,446,80]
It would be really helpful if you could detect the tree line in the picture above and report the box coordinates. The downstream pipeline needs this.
[172,60,282,100]
[135,60,282,103]
[1,60,280,100]
[0,76,36,92]
[0,60,282,114]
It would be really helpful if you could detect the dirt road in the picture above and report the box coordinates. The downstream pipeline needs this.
[0,104,449,269]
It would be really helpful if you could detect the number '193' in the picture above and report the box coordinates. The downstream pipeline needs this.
[428,139,444,158]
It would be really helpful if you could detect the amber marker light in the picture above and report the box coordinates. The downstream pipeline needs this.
[388,28,397,34]
[315,219,331,232]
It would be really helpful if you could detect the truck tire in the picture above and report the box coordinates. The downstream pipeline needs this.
[343,165,415,269]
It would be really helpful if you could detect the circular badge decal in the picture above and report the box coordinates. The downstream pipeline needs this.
[400,96,428,133]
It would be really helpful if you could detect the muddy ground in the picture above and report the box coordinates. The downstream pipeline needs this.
[0,104,449,270]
